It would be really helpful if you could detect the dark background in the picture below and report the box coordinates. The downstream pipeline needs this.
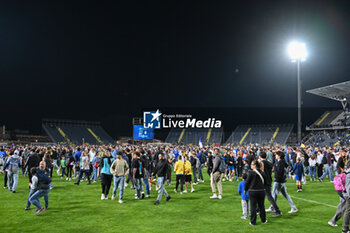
[1,0,349,139]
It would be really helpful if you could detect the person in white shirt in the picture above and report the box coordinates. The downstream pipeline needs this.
[316,151,324,179]
[74,152,91,185]
[308,153,317,181]
[89,149,96,163]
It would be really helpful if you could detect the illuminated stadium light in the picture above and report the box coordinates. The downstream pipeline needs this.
[287,41,307,144]
[287,41,307,62]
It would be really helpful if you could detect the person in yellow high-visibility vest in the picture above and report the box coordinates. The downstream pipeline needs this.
[174,155,185,194]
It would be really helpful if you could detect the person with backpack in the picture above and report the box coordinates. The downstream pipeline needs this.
[329,165,348,228]
[341,160,350,233]
[210,148,224,199]
[3,150,22,193]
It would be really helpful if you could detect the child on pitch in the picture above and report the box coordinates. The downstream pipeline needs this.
[25,167,38,210]
[238,173,249,219]
[293,157,304,192]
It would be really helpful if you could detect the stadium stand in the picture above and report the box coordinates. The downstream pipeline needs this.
[304,81,350,146]
[307,110,346,129]
[302,130,350,146]
[225,124,293,145]
[165,128,223,145]
[42,119,114,145]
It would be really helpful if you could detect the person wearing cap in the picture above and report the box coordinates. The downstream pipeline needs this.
[3,150,22,193]
[268,151,298,214]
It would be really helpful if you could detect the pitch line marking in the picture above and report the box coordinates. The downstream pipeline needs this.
[290,196,337,208]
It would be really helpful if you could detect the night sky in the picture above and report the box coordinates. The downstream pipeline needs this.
[1,0,350,138]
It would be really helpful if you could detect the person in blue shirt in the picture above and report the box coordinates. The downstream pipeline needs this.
[173,149,179,160]
[0,148,7,170]
[112,148,119,159]
[0,148,7,187]
[196,150,205,182]
[98,149,115,200]
[221,152,228,181]
[293,156,304,192]
[285,149,293,179]
[73,148,82,179]
[238,173,249,219]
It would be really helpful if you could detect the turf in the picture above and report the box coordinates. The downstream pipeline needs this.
[0,171,342,233]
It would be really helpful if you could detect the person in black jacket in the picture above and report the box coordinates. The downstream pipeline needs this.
[244,159,267,225]
[65,151,74,181]
[302,149,309,177]
[206,151,213,176]
[260,152,282,217]
[140,153,150,198]
[24,149,41,183]
[152,153,171,205]
[236,152,243,178]
[246,151,255,167]
[269,151,298,214]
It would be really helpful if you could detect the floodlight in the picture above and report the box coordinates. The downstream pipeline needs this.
[287,41,307,62]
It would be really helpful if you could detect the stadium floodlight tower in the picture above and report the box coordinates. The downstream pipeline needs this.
[287,41,307,144]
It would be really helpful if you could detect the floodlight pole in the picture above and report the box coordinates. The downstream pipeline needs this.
[297,60,302,144]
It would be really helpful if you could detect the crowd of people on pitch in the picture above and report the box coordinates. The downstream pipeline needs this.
[2,144,350,231]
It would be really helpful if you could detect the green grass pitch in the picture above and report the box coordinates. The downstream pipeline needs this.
[0,171,341,233]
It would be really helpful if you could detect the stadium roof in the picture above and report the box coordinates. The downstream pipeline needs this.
[307,81,350,103]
